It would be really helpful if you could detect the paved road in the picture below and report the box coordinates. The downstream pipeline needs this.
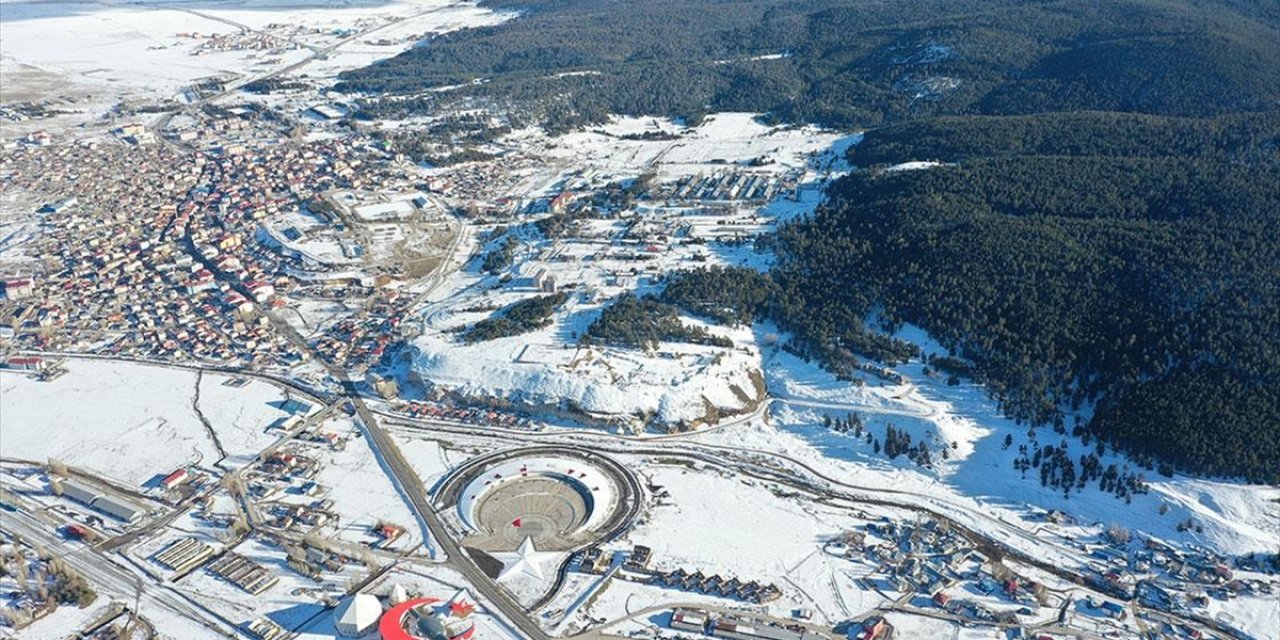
[382,416,1231,640]
[0,505,238,638]
[341,377,555,640]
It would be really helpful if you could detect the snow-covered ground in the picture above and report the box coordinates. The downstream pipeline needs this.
[278,416,430,552]
[393,432,471,490]
[0,599,115,640]
[599,459,896,628]
[0,0,513,137]
[719,323,1280,559]
[0,359,311,486]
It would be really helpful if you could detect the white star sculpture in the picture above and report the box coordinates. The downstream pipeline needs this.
[491,536,558,582]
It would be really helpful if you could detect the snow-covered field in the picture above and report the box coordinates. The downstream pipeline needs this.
[511,112,856,187]
[717,323,1280,559]
[281,416,430,552]
[0,599,115,640]
[394,432,470,490]
[0,0,512,136]
[598,459,895,628]
[0,359,310,486]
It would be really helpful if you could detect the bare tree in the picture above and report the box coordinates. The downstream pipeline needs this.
[1106,524,1132,545]
[47,458,68,477]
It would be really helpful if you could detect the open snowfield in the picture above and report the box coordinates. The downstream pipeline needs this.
[393,431,470,490]
[0,599,115,640]
[0,359,309,486]
[0,0,512,136]
[509,113,856,188]
[617,460,891,624]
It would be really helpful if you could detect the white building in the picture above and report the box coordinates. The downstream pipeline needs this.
[334,592,382,637]
[91,494,144,523]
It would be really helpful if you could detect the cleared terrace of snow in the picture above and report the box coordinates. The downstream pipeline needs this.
[410,328,762,427]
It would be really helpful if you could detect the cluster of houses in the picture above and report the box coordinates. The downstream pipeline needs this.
[395,399,538,431]
[307,287,408,370]
[670,608,830,640]
[649,568,782,604]
[0,107,424,371]
[1089,535,1276,612]
[930,590,1020,625]
[0,138,299,363]
[662,170,795,203]
[247,449,322,508]
[185,30,302,57]
[847,518,980,595]
[423,159,530,202]
[266,498,337,529]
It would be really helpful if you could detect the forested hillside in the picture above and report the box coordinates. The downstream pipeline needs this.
[341,0,1280,482]
[650,111,1279,482]
[339,0,1280,129]
[771,113,1280,483]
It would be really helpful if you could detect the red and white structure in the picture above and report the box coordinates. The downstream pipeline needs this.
[379,590,477,640]
[456,455,616,534]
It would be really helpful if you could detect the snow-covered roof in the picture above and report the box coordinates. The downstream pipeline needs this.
[334,592,382,634]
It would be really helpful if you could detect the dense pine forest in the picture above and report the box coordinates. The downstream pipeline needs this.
[660,112,1280,483]
[775,112,1280,483]
[339,0,1280,130]
[464,293,567,343]
[341,0,1280,482]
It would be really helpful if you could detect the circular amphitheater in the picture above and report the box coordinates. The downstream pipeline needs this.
[472,476,591,547]
[435,446,639,553]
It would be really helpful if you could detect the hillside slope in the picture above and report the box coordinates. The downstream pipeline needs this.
[341,1,1280,482]
[770,112,1280,482]
[338,0,1280,128]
